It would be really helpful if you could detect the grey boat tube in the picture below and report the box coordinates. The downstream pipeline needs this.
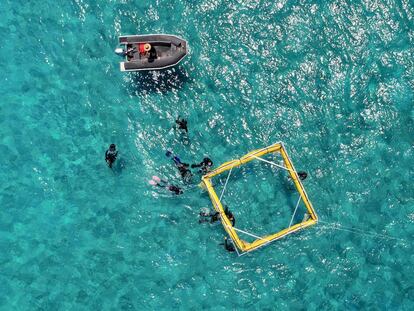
[116,34,188,72]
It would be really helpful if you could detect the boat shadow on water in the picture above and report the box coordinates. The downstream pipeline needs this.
[125,65,190,96]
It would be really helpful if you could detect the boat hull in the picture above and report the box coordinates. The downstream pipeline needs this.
[118,34,187,72]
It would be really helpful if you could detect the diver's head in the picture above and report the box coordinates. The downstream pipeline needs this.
[109,144,116,151]
[298,171,308,181]
[203,157,213,167]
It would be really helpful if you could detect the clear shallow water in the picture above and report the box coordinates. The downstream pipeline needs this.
[1,0,413,309]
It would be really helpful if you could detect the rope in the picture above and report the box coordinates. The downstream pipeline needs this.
[219,167,233,201]
[288,196,302,228]
[232,227,266,240]
[231,238,241,256]
[226,226,272,257]
[318,220,406,242]
[252,155,292,172]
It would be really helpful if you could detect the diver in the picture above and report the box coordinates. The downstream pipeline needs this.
[199,210,220,224]
[288,171,308,181]
[166,150,193,182]
[224,205,235,226]
[175,116,188,133]
[298,171,308,181]
[175,116,190,145]
[199,206,235,226]
[105,144,118,168]
[220,237,235,252]
[149,176,183,195]
[191,157,213,174]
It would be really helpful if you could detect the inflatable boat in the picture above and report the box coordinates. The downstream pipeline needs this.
[115,34,187,72]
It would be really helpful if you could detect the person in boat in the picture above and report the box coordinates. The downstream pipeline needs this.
[175,116,188,134]
[118,45,136,60]
[221,237,236,252]
[124,45,135,55]
[191,157,213,174]
[138,43,157,61]
[148,45,157,62]
[105,144,118,168]
[166,150,193,182]
[149,176,183,195]
[126,47,135,58]
[139,43,151,56]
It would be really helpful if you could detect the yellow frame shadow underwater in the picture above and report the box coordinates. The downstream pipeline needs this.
[201,142,318,254]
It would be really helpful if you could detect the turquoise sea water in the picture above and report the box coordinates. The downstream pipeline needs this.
[1,0,414,309]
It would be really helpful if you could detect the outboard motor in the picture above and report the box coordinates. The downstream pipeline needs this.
[114,47,125,56]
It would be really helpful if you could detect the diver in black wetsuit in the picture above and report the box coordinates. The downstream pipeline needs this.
[175,116,188,133]
[224,205,235,227]
[199,210,220,223]
[149,176,183,195]
[288,171,308,181]
[199,206,235,226]
[191,157,213,174]
[105,144,118,168]
[166,150,193,182]
[298,171,308,181]
[222,237,235,252]
[167,184,183,195]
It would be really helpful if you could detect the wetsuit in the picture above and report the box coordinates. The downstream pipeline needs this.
[173,156,192,181]
[298,171,308,181]
[199,211,220,223]
[224,206,236,226]
[148,46,157,62]
[191,157,213,174]
[168,185,183,195]
[105,149,118,168]
[224,238,235,252]
[178,165,192,180]
[151,177,183,195]
[210,212,220,223]
[175,118,188,133]
[227,212,235,226]
[166,152,193,182]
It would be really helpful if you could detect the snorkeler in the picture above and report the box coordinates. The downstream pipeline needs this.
[288,171,308,181]
[149,176,183,195]
[175,116,188,133]
[224,205,235,226]
[199,206,235,226]
[105,144,118,168]
[166,150,193,182]
[298,171,307,181]
[191,157,213,174]
[199,210,220,224]
[221,237,235,252]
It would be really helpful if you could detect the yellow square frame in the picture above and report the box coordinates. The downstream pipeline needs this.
[201,142,318,253]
